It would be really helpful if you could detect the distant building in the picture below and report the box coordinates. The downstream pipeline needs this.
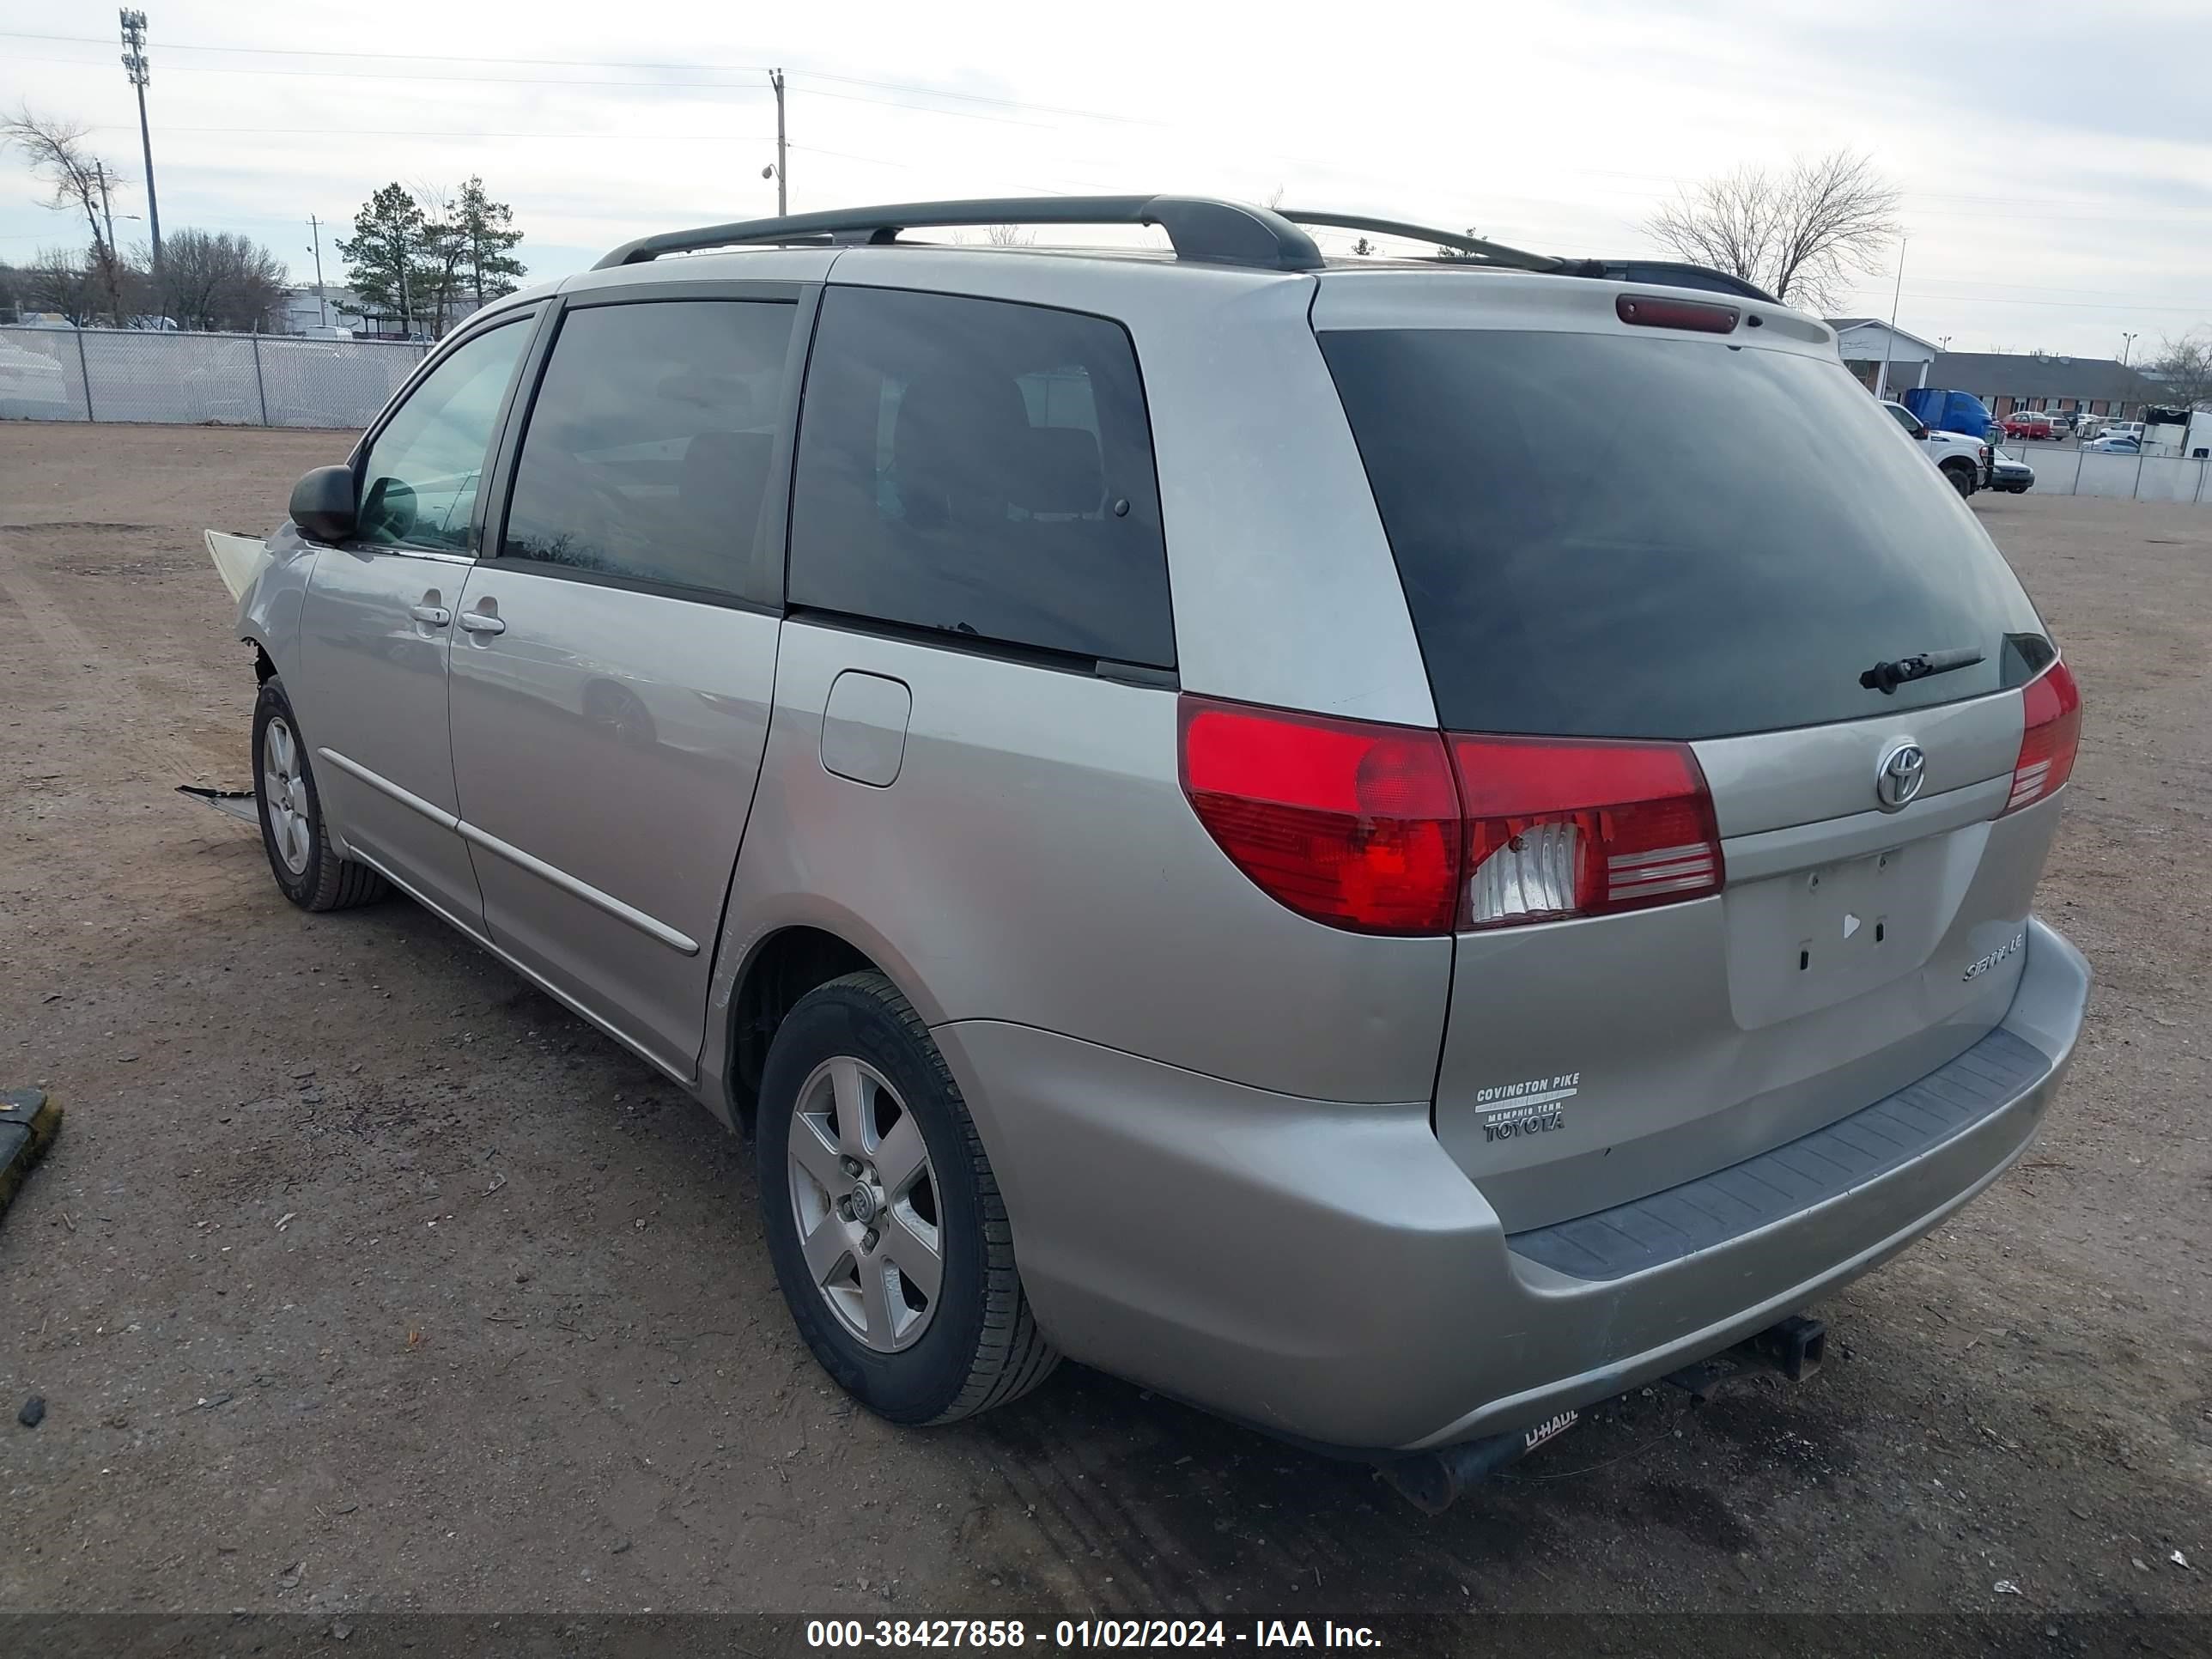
[277,284,358,334]
[1920,351,2164,422]
[1826,319,1940,398]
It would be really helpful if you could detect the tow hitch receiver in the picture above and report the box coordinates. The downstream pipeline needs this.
[1662,1313,1827,1403]
[1378,1408,1580,1515]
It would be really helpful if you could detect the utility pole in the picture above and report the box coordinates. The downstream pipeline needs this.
[769,69,787,215]
[1876,236,1906,401]
[308,215,328,328]
[119,11,161,283]
[94,161,117,254]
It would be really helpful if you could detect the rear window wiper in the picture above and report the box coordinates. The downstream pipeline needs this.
[1860,647,1986,696]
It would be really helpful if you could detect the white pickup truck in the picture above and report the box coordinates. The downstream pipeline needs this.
[1880,401,1992,496]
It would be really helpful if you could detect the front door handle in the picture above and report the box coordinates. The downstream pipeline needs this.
[410,603,451,627]
[457,611,506,636]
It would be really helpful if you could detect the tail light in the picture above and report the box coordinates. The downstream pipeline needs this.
[1615,294,1739,334]
[1449,736,1723,929]
[1178,698,1723,935]
[2004,660,2081,814]
[1178,698,1462,935]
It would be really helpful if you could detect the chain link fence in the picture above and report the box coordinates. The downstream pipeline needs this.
[0,325,429,428]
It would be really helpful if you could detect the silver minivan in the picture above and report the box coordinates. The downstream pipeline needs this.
[240,197,2090,1498]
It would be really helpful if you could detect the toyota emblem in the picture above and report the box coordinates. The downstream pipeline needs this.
[1875,742,1927,811]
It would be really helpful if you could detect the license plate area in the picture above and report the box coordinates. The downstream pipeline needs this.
[1725,841,1945,1028]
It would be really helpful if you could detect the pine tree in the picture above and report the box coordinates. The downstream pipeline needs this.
[336,182,427,331]
[456,176,526,307]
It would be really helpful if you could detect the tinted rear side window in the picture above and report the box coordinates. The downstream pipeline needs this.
[501,299,794,602]
[1319,328,2046,739]
[789,285,1173,667]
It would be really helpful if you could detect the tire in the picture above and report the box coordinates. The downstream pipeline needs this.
[252,676,391,912]
[757,971,1060,1425]
[1942,463,1977,498]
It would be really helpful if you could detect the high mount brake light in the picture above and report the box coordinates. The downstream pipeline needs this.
[1616,294,1740,334]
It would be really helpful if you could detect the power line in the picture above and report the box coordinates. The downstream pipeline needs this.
[0,31,1165,126]
[89,125,775,139]
[7,52,779,91]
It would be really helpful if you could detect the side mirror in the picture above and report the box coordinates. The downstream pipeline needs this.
[289,465,356,543]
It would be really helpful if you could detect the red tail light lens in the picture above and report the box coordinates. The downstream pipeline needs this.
[1178,697,1724,935]
[2005,659,2081,814]
[1616,294,1740,333]
[1178,698,1462,935]
[1449,736,1723,929]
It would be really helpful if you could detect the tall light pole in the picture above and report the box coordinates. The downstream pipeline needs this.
[769,69,787,215]
[2120,331,2138,367]
[1876,236,1906,400]
[119,9,161,284]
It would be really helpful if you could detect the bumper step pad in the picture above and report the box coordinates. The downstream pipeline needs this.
[1509,1028,2051,1282]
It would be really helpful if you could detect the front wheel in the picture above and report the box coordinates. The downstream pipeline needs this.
[757,971,1059,1425]
[252,677,390,912]
[1943,463,1977,498]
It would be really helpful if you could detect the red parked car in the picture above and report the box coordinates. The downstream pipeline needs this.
[2002,410,2057,441]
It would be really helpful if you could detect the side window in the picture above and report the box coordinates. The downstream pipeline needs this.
[358,320,531,552]
[789,286,1174,668]
[500,299,796,600]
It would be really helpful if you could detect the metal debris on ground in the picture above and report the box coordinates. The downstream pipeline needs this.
[18,1396,46,1429]
[174,785,260,826]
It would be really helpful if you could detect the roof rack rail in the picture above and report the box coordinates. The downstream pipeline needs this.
[1274,211,1782,303]
[1586,260,1778,303]
[1275,210,1575,275]
[592,195,1325,272]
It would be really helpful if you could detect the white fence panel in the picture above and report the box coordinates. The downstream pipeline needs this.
[258,337,424,428]
[2075,453,2146,499]
[2021,447,2081,496]
[2136,457,2209,504]
[0,325,427,428]
[0,328,89,419]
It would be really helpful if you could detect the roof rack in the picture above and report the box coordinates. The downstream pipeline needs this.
[1276,210,1574,276]
[1584,260,1777,303]
[592,195,1325,272]
[1276,211,1780,302]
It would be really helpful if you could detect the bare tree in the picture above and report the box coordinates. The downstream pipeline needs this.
[2142,331,2212,409]
[20,246,102,324]
[984,222,1036,247]
[1647,150,1901,311]
[411,180,469,334]
[149,229,287,331]
[1,107,130,323]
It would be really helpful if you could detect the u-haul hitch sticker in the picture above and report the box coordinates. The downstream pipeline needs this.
[1476,1071,1580,1141]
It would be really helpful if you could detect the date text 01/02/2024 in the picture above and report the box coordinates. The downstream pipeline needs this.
[805,1620,1385,1649]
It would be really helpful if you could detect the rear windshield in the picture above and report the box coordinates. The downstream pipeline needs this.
[1318,328,2048,740]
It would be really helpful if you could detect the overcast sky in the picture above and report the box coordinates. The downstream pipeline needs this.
[3,0,2206,358]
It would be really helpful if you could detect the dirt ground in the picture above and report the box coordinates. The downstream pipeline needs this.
[2,423,2207,1642]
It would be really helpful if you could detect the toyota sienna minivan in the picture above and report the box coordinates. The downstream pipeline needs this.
[239,196,2090,1492]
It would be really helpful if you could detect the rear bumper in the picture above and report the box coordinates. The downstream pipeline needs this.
[935,916,2089,1454]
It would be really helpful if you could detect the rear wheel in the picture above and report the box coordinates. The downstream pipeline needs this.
[757,971,1059,1424]
[253,678,390,912]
